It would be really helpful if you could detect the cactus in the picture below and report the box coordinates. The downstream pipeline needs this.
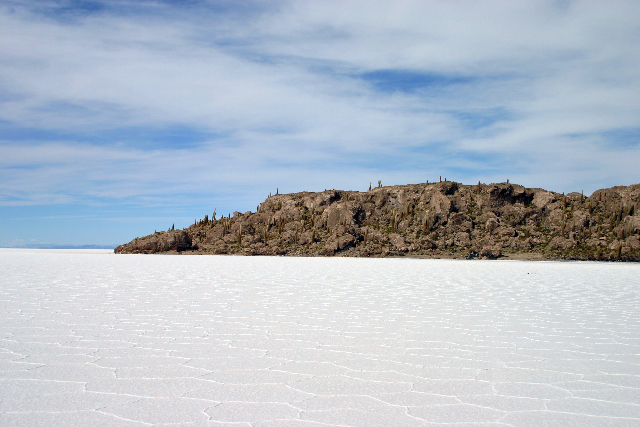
[390,208,398,233]
[118,180,640,260]
[221,218,231,235]
[390,209,395,232]
[378,180,381,188]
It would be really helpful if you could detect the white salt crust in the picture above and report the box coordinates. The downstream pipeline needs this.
[1,249,639,426]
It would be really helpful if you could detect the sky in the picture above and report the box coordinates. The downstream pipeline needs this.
[1,0,639,247]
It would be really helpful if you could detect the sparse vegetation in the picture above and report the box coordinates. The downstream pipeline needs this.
[115,181,640,261]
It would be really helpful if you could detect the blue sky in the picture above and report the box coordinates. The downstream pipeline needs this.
[1,0,639,247]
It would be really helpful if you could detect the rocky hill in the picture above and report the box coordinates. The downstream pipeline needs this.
[115,181,640,261]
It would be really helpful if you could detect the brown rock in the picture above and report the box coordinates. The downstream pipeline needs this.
[481,245,503,259]
[488,184,534,208]
[454,232,471,247]
[494,226,516,237]
[115,230,193,254]
[322,234,355,255]
[448,213,472,232]
[627,235,640,249]
[548,237,576,250]
[115,182,640,261]
[512,237,533,251]
[486,219,499,234]
[389,234,408,252]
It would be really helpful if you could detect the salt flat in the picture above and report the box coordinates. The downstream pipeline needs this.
[1,249,639,426]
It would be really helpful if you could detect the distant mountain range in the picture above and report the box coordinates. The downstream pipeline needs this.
[115,181,640,261]
[5,244,116,250]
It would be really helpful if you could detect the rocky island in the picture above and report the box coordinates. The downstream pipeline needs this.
[115,181,640,261]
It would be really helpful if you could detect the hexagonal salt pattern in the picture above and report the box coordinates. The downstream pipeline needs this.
[1,249,639,426]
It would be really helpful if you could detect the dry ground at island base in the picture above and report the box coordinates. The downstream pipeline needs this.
[1,249,640,426]
[172,250,550,261]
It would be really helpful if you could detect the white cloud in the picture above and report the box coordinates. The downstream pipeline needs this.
[1,0,639,211]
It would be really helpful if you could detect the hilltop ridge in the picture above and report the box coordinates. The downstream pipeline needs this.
[115,181,640,261]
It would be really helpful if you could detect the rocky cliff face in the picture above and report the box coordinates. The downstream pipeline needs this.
[115,230,192,254]
[115,181,640,261]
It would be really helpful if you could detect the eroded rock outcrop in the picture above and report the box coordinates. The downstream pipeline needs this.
[115,230,192,254]
[116,181,640,261]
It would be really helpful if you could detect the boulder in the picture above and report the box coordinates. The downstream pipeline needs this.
[454,232,471,247]
[481,245,503,259]
[389,234,408,252]
[322,234,355,255]
[548,237,576,250]
[488,184,534,208]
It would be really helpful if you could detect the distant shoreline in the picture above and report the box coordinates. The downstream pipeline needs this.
[1,244,116,250]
